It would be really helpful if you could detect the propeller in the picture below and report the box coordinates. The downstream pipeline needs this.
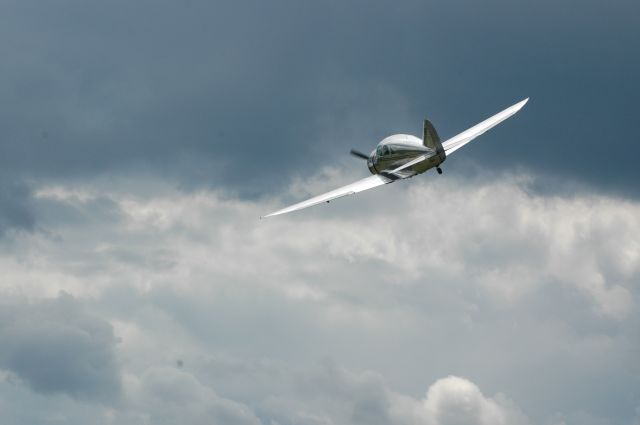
[350,149,369,160]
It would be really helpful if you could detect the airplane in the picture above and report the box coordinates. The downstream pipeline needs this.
[262,98,529,218]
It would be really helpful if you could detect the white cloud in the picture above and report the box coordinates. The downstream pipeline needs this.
[419,376,529,425]
[25,168,639,319]
[30,175,640,286]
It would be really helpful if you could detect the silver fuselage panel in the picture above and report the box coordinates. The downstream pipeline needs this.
[367,134,445,177]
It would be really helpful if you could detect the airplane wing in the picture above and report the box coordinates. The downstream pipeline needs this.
[442,98,529,155]
[261,174,392,218]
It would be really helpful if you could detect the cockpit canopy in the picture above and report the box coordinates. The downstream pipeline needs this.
[376,144,397,156]
[375,134,423,158]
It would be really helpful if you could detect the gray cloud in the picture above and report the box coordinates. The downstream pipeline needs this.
[121,367,262,425]
[0,178,34,237]
[197,360,530,425]
[0,292,121,401]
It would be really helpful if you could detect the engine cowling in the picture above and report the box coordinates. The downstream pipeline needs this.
[367,152,377,175]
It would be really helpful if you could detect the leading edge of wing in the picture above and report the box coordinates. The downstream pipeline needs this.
[261,174,392,218]
[442,98,529,156]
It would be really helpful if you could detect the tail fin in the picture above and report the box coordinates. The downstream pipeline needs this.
[423,119,446,163]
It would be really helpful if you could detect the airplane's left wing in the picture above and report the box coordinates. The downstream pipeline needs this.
[262,174,392,218]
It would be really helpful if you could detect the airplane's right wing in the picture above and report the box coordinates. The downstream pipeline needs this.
[442,98,529,156]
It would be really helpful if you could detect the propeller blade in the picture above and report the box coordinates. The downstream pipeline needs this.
[350,149,369,160]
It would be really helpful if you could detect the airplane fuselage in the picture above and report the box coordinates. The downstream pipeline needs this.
[367,134,445,178]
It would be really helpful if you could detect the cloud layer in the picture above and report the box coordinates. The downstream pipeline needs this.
[0,170,638,424]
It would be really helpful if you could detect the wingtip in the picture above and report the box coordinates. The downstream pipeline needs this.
[508,97,529,113]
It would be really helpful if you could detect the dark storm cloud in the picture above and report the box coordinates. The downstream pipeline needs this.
[0,0,638,199]
[0,292,121,401]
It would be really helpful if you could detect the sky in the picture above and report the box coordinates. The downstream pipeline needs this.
[0,0,639,424]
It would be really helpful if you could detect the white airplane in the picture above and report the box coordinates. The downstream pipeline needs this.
[263,98,529,218]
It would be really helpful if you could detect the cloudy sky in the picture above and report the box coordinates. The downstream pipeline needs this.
[1,1,639,424]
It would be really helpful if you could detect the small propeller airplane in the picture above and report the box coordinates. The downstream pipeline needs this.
[262,98,529,218]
